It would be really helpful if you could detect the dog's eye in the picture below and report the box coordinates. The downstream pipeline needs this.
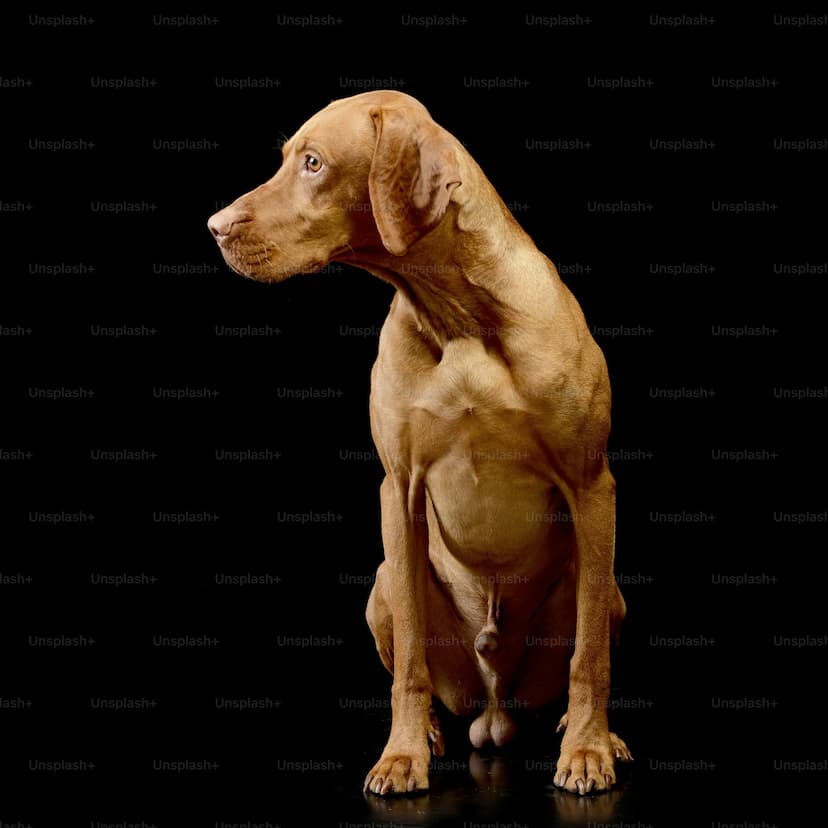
[305,154,323,173]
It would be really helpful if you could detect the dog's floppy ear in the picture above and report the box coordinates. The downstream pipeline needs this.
[368,107,462,257]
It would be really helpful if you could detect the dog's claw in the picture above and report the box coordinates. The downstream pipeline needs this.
[585,777,595,793]
[428,728,444,755]
[554,770,569,787]
[609,732,633,762]
[407,776,417,792]
[576,778,585,795]
[604,773,613,788]
[428,707,446,757]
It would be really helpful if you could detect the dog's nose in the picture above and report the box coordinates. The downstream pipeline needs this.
[208,207,251,242]
[207,212,232,239]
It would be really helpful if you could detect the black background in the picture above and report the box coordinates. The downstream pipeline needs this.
[1,7,826,827]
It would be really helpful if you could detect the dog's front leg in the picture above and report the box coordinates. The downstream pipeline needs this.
[364,474,437,796]
[554,466,618,795]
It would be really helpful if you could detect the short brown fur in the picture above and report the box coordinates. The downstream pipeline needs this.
[209,91,632,797]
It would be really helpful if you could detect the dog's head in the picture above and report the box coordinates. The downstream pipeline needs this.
[208,90,462,281]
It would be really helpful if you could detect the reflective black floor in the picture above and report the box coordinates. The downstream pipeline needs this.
[1,697,809,827]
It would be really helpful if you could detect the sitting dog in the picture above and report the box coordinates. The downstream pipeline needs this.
[208,90,631,796]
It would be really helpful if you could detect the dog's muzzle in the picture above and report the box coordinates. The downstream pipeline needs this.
[208,207,252,247]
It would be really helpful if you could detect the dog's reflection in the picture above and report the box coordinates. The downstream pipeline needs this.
[547,782,626,824]
[362,784,433,824]
[468,750,511,787]
[363,750,626,824]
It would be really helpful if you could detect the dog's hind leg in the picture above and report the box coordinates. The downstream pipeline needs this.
[366,559,485,737]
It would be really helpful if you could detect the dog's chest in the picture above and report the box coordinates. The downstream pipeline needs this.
[376,336,558,461]
[415,339,524,420]
[371,334,572,561]
[408,340,563,560]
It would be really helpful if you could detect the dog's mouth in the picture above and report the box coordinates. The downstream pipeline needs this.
[218,238,278,279]
[218,243,327,283]
[215,231,352,283]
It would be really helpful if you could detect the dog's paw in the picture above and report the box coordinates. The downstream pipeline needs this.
[554,740,617,795]
[557,714,633,764]
[364,750,431,796]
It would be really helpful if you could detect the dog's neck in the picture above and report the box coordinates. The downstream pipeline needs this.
[359,251,509,349]
[342,189,548,351]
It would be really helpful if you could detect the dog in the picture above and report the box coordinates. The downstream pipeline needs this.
[208,90,631,796]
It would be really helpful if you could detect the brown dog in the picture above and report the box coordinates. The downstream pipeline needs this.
[208,90,631,796]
